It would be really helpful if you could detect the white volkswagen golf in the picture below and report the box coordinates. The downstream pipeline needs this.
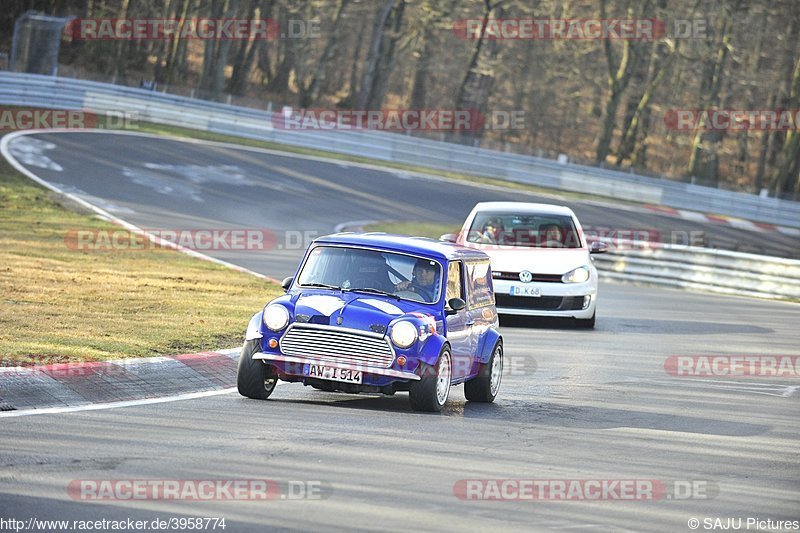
[443,202,606,328]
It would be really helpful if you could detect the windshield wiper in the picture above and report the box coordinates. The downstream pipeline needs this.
[300,282,342,290]
[344,287,400,300]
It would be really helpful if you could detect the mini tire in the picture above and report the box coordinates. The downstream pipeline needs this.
[464,341,503,403]
[237,339,278,400]
[409,346,452,412]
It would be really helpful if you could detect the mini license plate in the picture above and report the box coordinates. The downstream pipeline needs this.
[304,364,363,384]
[510,285,541,297]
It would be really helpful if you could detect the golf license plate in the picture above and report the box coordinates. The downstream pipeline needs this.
[510,285,541,297]
[304,363,363,384]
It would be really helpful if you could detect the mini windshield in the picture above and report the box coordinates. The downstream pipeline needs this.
[467,213,582,248]
[297,246,442,304]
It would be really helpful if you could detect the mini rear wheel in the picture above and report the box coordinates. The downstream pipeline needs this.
[465,341,503,403]
[237,339,278,400]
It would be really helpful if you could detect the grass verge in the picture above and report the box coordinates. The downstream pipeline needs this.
[362,221,457,240]
[0,154,281,364]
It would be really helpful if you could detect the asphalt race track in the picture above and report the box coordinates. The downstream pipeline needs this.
[1,131,798,532]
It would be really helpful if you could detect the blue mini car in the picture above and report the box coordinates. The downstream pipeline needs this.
[237,233,503,412]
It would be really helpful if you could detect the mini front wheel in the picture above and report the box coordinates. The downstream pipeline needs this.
[409,347,452,412]
[237,339,278,400]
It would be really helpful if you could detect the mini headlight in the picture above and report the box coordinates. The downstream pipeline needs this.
[562,266,590,283]
[263,304,290,331]
[390,321,418,348]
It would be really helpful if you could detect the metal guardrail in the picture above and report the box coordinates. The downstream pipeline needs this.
[2,71,799,228]
[592,240,800,300]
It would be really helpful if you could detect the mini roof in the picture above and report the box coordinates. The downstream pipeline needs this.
[313,232,489,262]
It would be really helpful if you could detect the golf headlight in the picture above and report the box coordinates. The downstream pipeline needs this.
[263,304,290,331]
[562,266,590,283]
[390,321,418,348]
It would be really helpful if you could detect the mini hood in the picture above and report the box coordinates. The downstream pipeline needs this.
[287,290,437,331]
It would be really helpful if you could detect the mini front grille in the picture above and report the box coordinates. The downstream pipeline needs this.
[280,324,395,368]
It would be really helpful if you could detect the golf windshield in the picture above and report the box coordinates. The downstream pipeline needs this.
[467,213,582,248]
[297,246,442,303]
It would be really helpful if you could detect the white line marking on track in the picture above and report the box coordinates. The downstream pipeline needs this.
[0,388,238,418]
[623,378,799,397]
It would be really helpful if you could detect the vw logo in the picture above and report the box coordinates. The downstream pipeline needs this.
[519,270,533,283]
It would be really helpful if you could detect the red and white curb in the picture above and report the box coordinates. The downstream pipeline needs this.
[0,348,242,416]
[644,204,800,237]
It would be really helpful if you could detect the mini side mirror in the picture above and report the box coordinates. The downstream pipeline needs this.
[281,277,294,291]
[439,233,458,243]
[590,242,608,254]
[446,297,467,314]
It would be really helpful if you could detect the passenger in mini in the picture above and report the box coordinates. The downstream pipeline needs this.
[395,258,439,302]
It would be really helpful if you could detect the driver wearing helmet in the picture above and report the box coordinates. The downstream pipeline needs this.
[396,259,439,302]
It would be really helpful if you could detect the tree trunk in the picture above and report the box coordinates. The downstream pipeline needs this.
[454,0,491,112]
[301,0,350,107]
[340,25,366,107]
[210,0,237,100]
[355,0,396,109]
[409,30,431,110]
[227,0,260,95]
[614,40,678,165]
[198,0,227,95]
[686,6,732,183]
[770,54,800,196]
[455,0,504,143]
[163,0,195,87]
[594,0,639,163]
[111,0,130,80]
[366,0,405,109]
[153,0,179,83]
